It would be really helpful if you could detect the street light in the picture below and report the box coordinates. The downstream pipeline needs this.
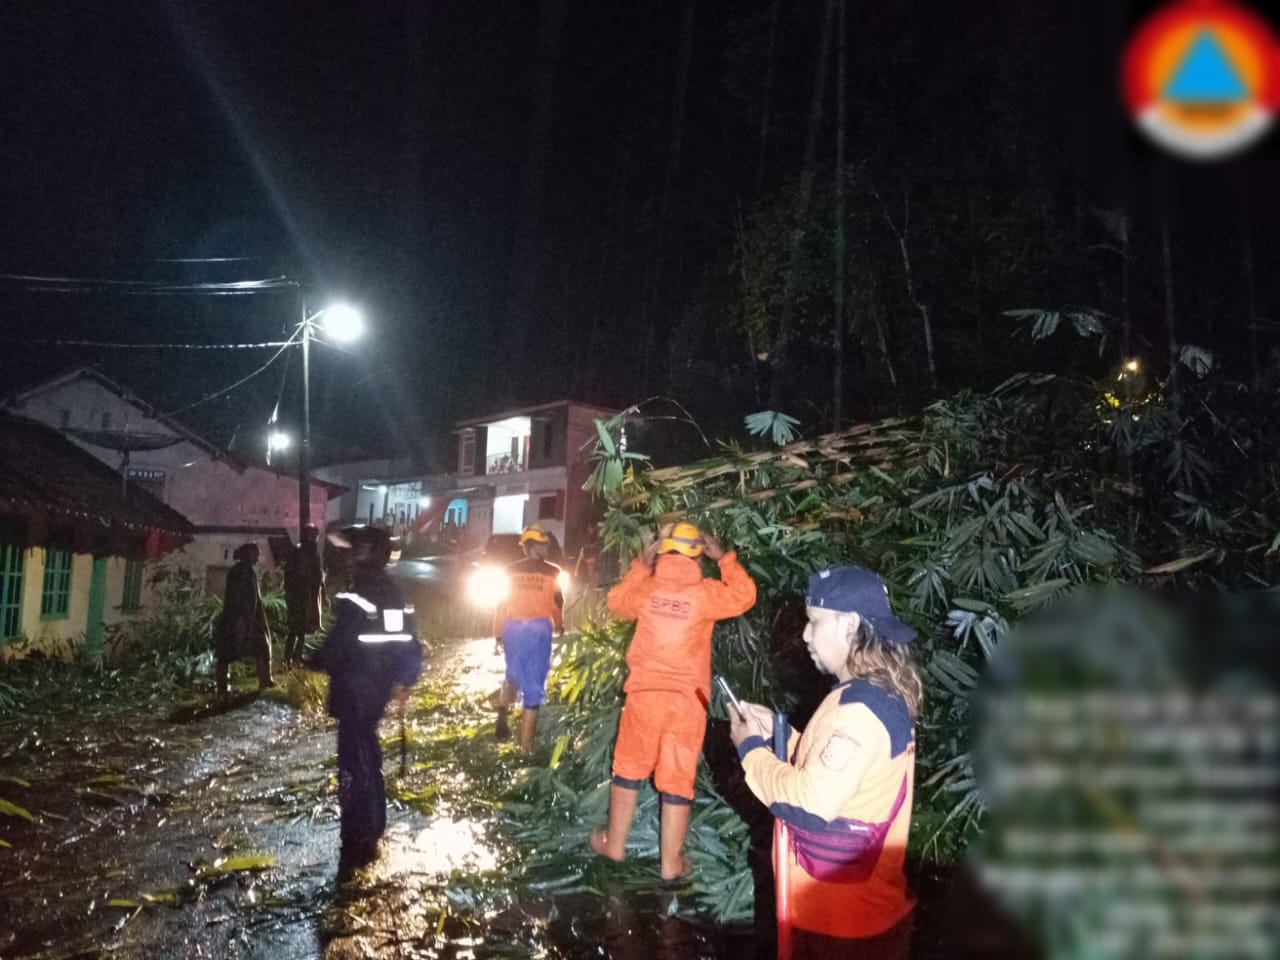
[298,301,364,533]
[268,430,291,452]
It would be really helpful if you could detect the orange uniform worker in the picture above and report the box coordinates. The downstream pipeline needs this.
[590,521,757,881]
[493,524,564,749]
[729,566,920,959]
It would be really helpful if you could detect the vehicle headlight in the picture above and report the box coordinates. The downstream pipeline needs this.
[467,566,510,607]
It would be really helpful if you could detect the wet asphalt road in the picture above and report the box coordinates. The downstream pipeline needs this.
[0,604,755,960]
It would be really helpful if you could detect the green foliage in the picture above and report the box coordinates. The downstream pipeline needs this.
[504,618,757,920]
[136,564,222,661]
[584,410,652,502]
[744,410,801,445]
[0,564,302,716]
[732,175,837,349]
[1005,307,1110,351]
[512,355,1280,925]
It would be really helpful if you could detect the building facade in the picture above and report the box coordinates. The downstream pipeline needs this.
[0,413,193,662]
[2,368,343,592]
[316,400,617,561]
[450,400,617,558]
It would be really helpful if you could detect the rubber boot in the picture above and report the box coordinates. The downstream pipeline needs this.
[659,800,693,881]
[494,682,516,740]
[519,706,539,751]
[590,783,639,861]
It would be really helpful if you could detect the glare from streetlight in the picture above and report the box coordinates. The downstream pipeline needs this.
[321,303,364,342]
[269,431,292,452]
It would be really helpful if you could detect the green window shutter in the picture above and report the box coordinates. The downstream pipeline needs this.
[40,548,72,620]
[0,543,23,638]
[121,559,144,612]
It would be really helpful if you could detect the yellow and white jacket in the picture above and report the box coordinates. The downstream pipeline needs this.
[737,678,915,939]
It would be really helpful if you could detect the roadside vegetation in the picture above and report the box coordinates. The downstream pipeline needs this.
[503,320,1280,923]
[4,325,1279,942]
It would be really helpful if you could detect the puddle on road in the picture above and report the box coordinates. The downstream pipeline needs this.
[383,816,501,876]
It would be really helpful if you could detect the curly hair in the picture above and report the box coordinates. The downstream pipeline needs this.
[845,618,923,718]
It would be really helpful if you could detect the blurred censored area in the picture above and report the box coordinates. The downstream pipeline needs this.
[971,588,1278,960]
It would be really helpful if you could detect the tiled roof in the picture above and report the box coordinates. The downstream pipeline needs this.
[0,414,194,539]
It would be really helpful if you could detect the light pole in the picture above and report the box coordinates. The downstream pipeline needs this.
[297,301,364,533]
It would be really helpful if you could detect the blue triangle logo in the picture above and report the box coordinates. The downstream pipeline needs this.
[1164,29,1248,102]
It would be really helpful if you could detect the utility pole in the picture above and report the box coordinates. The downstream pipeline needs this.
[299,292,311,534]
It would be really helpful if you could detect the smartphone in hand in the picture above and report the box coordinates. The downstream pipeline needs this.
[715,675,746,721]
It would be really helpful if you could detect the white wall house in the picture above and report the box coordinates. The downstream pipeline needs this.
[452,400,619,558]
[2,368,344,592]
[311,400,618,562]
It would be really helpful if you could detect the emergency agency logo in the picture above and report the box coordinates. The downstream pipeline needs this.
[1122,0,1280,160]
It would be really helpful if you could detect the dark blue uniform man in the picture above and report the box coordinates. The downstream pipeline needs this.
[313,526,422,877]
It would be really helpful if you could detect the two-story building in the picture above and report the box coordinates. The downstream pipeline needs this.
[315,400,618,561]
[2,367,345,592]
[449,400,618,559]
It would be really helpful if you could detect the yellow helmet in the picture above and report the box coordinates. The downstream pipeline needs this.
[519,524,551,545]
[658,521,704,558]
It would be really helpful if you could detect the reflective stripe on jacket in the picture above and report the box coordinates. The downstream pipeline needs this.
[317,570,422,722]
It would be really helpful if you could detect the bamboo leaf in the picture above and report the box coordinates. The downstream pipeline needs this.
[593,419,617,457]
[1143,549,1216,575]
[0,798,35,821]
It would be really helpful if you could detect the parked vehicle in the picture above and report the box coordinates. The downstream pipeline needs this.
[464,532,571,608]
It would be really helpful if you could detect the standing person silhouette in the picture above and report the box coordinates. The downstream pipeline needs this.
[311,526,422,878]
[214,542,274,700]
[284,523,325,667]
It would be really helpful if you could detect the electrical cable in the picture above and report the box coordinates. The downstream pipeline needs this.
[162,331,299,418]
[0,338,292,349]
[0,273,295,292]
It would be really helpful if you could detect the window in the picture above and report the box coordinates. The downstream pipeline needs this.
[460,431,476,476]
[538,493,562,521]
[121,559,144,612]
[40,548,73,619]
[542,421,555,459]
[0,543,23,638]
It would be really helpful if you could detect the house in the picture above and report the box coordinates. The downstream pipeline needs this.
[0,413,193,662]
[450,400,619,557]
[309,456,418,528]
[312,399,618,559]
[2,367,345,592]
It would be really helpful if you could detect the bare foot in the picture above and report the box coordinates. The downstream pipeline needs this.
[589,829,624,862]
[660,854,693,883]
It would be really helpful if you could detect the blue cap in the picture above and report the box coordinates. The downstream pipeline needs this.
[806,566,916,646]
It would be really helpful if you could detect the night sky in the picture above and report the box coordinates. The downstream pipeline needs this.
[2,1,1277,469]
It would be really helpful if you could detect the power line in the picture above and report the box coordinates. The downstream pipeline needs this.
[162,332,300,418]
[0,273,298,296]
[0,338,292,350]
[149,257,262,263]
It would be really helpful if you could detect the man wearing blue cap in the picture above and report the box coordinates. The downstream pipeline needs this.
[729,565,920,959]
